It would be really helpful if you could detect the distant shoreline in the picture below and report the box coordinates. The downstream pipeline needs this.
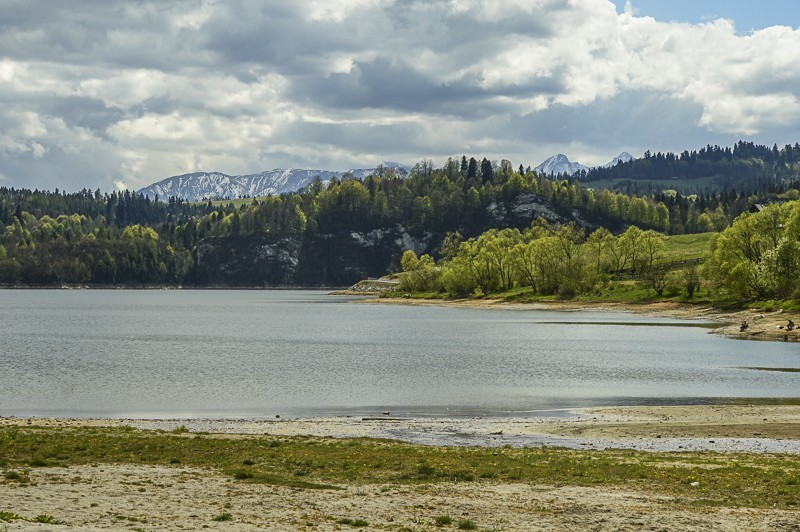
[358,295,800,342]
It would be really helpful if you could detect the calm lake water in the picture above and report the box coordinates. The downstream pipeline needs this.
[1,290,799,419]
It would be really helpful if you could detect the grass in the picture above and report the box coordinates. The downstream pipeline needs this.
[211,512,233,522]
[0,511,61,525]
[337,517,369,527]
[0,426,799,510]
[435,515,453,526]
[662,232,715,261]
[457,519,478,530]
[449,282,714,307]
[582,174,727,194]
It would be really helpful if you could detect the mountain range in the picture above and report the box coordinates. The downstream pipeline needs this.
[138,153,633,201]
[533,152,634,176]
[138,163,410,202]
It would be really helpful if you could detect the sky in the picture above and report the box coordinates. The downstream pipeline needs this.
[2,0,800,193]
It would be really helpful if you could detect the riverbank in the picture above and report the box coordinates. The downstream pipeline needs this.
[358,295,800,342]
[1,405,799,530]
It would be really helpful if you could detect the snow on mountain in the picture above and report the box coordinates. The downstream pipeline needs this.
[534,152,634,176]
[533,154,589,176]
[604,151,634,168]
[138,163,410,202]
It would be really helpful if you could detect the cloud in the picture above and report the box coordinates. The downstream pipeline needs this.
[0,0,799,191]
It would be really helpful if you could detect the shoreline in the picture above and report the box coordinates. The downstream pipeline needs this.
[357,295,800,342]
[3,406,799,530]
[3,404,799,454]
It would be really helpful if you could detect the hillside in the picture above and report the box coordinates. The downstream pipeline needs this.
[2,143,800,289]
[579,141,800,195]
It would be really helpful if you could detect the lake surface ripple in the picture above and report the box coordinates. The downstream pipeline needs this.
[2,290,798,418]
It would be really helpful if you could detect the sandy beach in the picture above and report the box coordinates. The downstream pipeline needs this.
[3,463,799,531]
[2,405,799,530]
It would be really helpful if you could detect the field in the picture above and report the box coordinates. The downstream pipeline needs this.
[581,175,731,194]
[662,231,715,261]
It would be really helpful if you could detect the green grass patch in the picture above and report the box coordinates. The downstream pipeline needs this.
[337,517,369,527]
[662,232,715,261]
[0,426,799,510]
[3,470,31,483]
[435,515,453,526]
[583,174,726,194]
[0,510,24,522]
[0,511,61,525]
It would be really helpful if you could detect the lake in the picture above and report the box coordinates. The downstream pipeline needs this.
[1,290,798,419]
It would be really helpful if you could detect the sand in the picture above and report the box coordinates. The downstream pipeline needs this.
[3,464,798,531]
[2,406,800,530]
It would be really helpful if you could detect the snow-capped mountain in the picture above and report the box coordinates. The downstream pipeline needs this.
[534,152,634,176]
[534,154,589,176]
[138,163,409,201]
[604,151,634,168]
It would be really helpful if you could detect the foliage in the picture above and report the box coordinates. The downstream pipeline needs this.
[706,201,800,301]
[1,142,799,287]
[581,141,800,197]
[410,220,681,299]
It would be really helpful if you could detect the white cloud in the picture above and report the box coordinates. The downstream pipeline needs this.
[0,0,799,191]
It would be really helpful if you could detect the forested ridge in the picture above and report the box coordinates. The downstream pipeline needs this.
[1,141,799,289]
[578,141,800,195]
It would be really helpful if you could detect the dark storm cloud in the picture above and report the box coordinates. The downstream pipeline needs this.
[273,119,430,154]
[0,1,162,58]
[290,58,564,115]
[42,96,125,140]
[0,144,118,192]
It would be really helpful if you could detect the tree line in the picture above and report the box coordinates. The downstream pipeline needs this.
[399,223,686,299]
[578,141,800,196]
[1,144,799,287]
[400,199,800,305]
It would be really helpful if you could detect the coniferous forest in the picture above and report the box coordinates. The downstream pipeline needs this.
[2,142,800,294]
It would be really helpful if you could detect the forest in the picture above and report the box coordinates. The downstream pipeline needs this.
[578,141,800,195]
[398,199,800,305]
[1,141,799,295]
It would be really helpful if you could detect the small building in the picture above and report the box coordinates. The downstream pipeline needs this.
[748,203,766,213]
